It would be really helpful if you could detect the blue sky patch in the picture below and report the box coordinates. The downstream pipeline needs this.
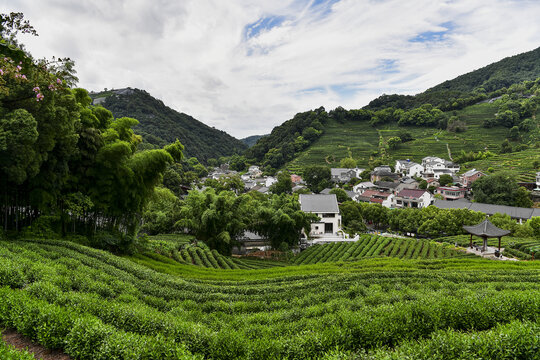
[244,15,287,40]
[376,59,400,74]
[409,21,455,43]
[308,0,341,17]
[330,83,359,98]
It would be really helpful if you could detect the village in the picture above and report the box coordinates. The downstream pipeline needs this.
[205,156,540,252]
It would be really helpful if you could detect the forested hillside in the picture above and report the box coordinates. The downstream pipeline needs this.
[91,88,247,162]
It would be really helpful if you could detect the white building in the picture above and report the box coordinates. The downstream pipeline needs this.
[299,194,342,237]
[393,189,433,208]
[265,176,277,187]
[395,160,424,178]
[535,171,540,191]
[421,156,460,178]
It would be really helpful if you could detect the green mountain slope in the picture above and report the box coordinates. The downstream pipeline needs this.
[427,46,540,93]
[249,46,540,172]
[241,134,267,147]
[91,88,247,161]
[287,102,525,171]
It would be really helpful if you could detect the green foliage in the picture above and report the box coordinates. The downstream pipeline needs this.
[329,188,348,203]
[269,171,292,195]
[472,172,532,207]
[386,136,401,150]
[303,165,331,193]
[339,157,357,168]
[438,174,453,186]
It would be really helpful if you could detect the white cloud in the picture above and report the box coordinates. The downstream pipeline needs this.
[1,0,540,138]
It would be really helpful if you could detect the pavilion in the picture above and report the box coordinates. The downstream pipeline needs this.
[463,219,511,252]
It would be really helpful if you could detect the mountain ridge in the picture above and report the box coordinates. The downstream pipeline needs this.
[90,88,247,161]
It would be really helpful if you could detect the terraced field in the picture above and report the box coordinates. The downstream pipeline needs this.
[434,234,540,260]
[286,102,535,172]
[2,238,539,359]
[459,148,540,181]
[143,234,285,270]
[291,235,471,265]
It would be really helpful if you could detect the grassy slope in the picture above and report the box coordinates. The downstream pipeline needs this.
[286,102,529,171]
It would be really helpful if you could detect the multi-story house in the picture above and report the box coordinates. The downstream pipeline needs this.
[393,189,433,208]
[435,186,467,201]
[299,194,342,237]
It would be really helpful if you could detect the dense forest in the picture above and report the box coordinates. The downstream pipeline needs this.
[91,88,247,162]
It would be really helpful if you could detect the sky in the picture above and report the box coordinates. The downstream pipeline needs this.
[2,0,540,138]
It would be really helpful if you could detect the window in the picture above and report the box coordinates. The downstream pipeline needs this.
[322,213,335,218]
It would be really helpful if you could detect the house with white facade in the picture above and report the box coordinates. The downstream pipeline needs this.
[353,181,375,193]
[395,160,424,177]
[435,186,467,201]
[299,194,341,237]
[421,156,460,179]
[536,172,540,191]
[265,176,277,187]
[393,189,433,208]
[330,168,363,183]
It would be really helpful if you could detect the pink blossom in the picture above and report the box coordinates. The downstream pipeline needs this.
[33,86,40,92]
[16,65,21,71]
[0,69,3,75]
[56,78,61,84]
[36,93,44,101]
[21,74,26,80]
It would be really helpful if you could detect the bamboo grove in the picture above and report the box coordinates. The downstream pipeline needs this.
[0,14,183,251]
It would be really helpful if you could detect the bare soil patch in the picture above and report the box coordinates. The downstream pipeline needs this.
[1,329,70,360]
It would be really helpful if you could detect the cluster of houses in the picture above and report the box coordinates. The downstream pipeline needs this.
[299,157,539,240]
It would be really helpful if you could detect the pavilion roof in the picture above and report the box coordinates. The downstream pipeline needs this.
[463,219,511,238]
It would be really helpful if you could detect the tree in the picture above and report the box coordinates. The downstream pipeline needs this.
[497,110,519,128]
[438,174,453,187]
[419,180,428,190]
[508,126,520,140]
[270,171,292,195]
[303,165,331,193]
[387,136,401,150]
[500,139,513,153]
[514,187,533,208]
[339,157,357,168]
[329,188,349,203]
[471,172,520,206]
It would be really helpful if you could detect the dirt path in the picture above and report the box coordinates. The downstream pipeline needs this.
[1,329,70,360]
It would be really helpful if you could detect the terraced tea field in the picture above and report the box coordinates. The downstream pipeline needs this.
[1,238,539,359]
[286,102,534,172]
[291,235,472,265]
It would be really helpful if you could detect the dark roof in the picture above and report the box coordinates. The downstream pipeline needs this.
[433,199,472,209]
[433,199,538,220]
[463,219,511,238]
[396,189,429,198]
[468,203,536,220]
[299,194,339,213]
[374,181,399,189]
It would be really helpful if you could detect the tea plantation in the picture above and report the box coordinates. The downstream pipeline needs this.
[1,238,540,359]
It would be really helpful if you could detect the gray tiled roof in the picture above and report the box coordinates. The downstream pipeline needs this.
[463,219,511,237]
[433,199,538,220]
[299,194,339,213]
